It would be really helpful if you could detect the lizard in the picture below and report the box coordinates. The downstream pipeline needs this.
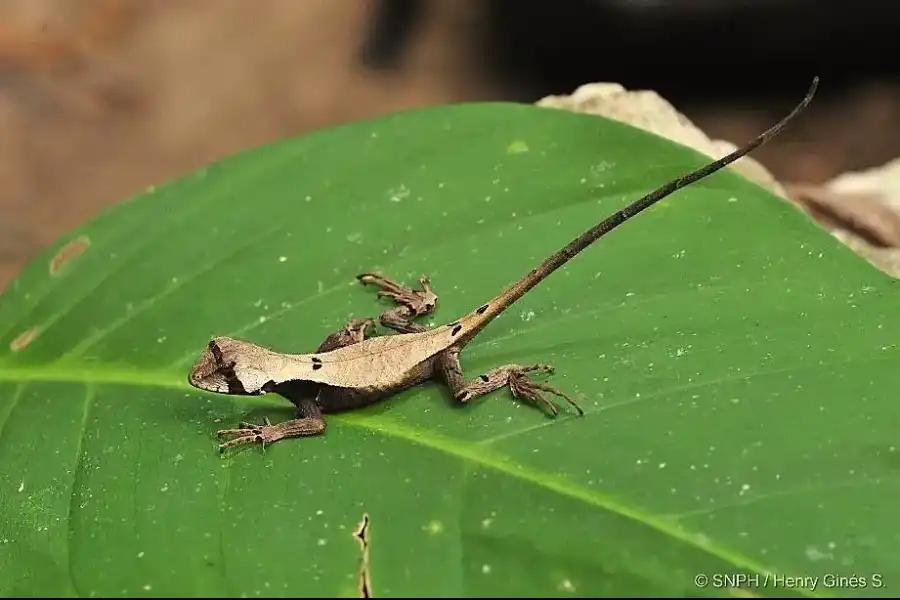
[188,76,819,452]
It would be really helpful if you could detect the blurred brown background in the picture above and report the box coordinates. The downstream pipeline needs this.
[2,0,900,291]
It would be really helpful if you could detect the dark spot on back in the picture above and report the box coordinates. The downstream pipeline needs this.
[479,374,489,382]
[312,361,323,371]
[476,304,489,315]
[451,325,462,336]
[311,357,322,364]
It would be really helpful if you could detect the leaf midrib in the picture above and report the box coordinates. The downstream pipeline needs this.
[0,363,830,597]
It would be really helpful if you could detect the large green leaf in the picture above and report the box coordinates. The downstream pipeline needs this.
[1,100,898,598]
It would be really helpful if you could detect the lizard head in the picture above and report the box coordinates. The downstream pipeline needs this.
[187,337,280,396]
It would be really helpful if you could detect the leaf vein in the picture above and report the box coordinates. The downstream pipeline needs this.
[668,476,890,520]
[335,412,820,596]
[65,382,95,598]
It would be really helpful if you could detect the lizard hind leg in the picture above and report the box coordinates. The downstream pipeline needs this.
[436,348,585,417]
[357,271,438,333]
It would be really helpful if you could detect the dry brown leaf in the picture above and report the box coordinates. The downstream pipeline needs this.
[783,184,900,249]
[783,158,900,277]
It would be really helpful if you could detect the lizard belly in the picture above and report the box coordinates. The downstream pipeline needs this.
[316,359,435,412]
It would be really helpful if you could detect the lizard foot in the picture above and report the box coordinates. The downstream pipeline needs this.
[215,416,326,452]
[357,271,437,317]
[448,362,585,417]
[509,366,585,417]
[317,317,376,352]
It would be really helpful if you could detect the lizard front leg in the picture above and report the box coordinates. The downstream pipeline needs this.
[214,318,375,452]
[435,346,585,417]
[216,398,326,451]
[357,271,437,333]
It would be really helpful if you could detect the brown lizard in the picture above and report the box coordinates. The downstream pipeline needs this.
[189,77,819,452]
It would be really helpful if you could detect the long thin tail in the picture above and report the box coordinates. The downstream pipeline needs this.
[456,76,819,345]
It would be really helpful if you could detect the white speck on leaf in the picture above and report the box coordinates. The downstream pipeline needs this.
[388,185,410,203]
[317,538,327,546]
[805,545,834,561]
[346,232,363,244]
[17,481,24,493]
[278,256,288,263]
[481,564,492,574]
[160,484,169,492]
[591,161,614,175]
[137,551,145,558]
[425,520,444,535]
[727,197,738,202]
[507,140,529,153]
[520,310,535,322]
[143,585,152,592]
[559,578,576,593]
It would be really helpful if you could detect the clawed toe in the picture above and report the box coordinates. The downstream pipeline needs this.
[216,417,274,451]
[357,271,438,315]
[521,363,554,375]
[509,369,584,417]
[344,318,376,338]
